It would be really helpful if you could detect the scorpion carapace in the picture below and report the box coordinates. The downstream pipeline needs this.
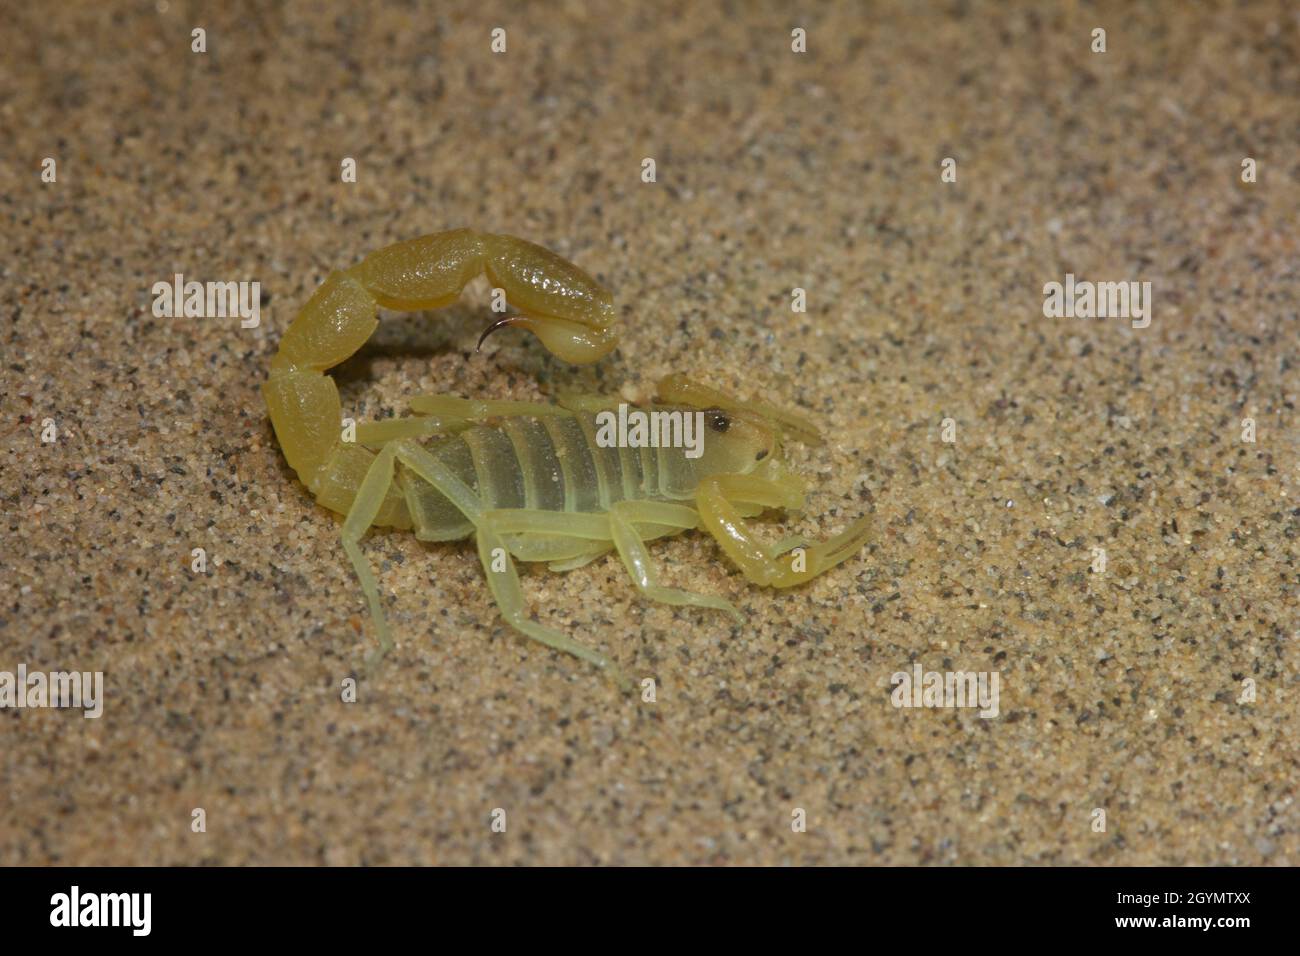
[264,231,869,682]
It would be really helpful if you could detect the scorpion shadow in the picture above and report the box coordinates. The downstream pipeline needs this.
[331,303,623,401]
[331,305,474,388]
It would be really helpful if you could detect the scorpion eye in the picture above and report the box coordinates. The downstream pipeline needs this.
[755,449,769,461]
[705,409,730,433]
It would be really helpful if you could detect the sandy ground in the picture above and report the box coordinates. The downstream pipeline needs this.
[2,1,1297,864]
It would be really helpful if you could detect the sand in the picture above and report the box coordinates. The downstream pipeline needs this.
[2,1,1297,864]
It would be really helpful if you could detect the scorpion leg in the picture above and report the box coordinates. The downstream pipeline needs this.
[481,510,611,539]
[478,510,612,565]
[547,546,613,572]
[340,443,403,658]
[388,443,617,678]
[339,436,483,660]
[338,437,476,660]
[608,502,742,621]
[484,505,739,620]
[554,392,622,414]
[341,438,617,675]
[358,396,571,448]
[474,523,621,680]
[354,416,459,446]
[408,395,574,421]
[477,510,609,565]
[771,534,813,556]
[695,474,871,588]
[483,505,693,551]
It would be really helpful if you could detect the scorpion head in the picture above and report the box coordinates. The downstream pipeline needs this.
[657,374,823,463]
[690,402,821,503]
[692,406,781,477]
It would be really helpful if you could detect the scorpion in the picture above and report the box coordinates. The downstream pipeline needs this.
[264,229,870,680]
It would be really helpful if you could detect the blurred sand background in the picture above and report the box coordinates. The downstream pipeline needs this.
[2,0,1297,864]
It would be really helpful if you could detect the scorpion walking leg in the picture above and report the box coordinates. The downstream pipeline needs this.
[354,416,457,446]
[482,511,611,539]
[478,510,617,567]
[355,396,575,450]
[478,510,611,564]
[696,474,871,588]
[486,505,738,619]
[339,438,478,660]
[554,392,623,414]
[390,443,617,677]
[546,546,613,572]
[340,443,402,657]
[608,502,742,621]
[408,395,574,420]
[482,507,690,560]
[474,524,619,678]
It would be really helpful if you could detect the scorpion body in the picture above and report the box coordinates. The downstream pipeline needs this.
[400,409,728,542]
[265,230,870,680]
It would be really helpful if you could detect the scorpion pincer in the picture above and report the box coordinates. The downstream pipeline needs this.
[264,230,870,682]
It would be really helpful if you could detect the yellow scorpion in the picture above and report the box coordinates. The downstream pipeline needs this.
[264,230,870,679]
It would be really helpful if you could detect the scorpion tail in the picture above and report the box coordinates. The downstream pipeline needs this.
[263,230,618,522]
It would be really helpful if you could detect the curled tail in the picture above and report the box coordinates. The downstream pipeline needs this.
[263,230,616,523]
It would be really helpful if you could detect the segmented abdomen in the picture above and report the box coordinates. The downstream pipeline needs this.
[401,411,696,542]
